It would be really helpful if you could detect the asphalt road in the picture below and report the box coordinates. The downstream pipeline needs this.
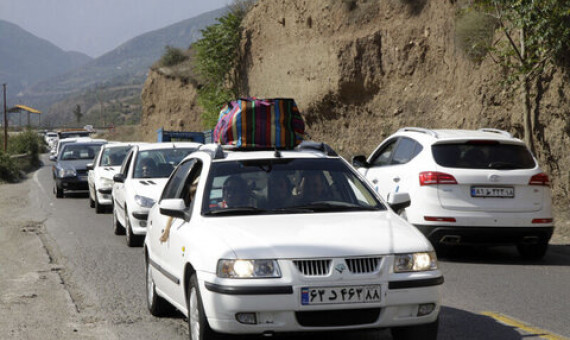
[29,154,570,339]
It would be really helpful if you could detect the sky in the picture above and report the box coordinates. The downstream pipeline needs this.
[0,0,230,58]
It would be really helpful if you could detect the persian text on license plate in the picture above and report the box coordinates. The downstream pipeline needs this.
[301,285,381,305]
[471,187,514,198]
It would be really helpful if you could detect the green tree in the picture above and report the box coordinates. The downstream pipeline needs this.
[73,104,83,124]
[193,0,255,127]
[478,0,570,153]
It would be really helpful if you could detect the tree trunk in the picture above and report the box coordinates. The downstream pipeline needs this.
[522,75,535,154]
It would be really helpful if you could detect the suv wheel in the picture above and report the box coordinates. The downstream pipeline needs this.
[517,242,548,260]
[113,208,125,235]
[391,318,439,340]
[146,257,171,316]
[188,274,219,340]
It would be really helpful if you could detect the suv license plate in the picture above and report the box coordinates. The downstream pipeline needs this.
[471,187,514,198]
[301,285,381,305]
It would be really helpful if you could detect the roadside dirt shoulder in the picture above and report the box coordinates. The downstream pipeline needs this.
[0,175,95,339]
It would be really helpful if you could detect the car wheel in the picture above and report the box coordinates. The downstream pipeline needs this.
[95,195,104,214]
[391,318,439,340]
[188,274,219,340]
[517,242,548,260]
[126,212,143,247]
[146,257,171,316]
[113,208,125,235]
[55,185,64,198]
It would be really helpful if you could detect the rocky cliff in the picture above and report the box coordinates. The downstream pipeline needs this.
[140,0,570,209]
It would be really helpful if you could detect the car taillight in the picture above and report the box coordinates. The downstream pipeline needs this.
[424,216,456,222]
[529,173,550,186]
[419,171,458,186]
[532,218,553,224]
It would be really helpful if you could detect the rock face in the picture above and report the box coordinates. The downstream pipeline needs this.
[141,0,570,207]
[140,68,204,142]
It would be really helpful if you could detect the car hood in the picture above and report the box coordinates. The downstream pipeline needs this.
[57,159,92,170]
[131,178,169,200]
[95,166,120,181]
[200,212,432,259]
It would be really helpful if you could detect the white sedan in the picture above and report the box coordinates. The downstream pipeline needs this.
[87,142,142,213]
[145,143,443,340]
[112,142,201,247]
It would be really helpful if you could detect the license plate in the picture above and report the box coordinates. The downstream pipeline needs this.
[471,187,514,198]
[301,285,381,305]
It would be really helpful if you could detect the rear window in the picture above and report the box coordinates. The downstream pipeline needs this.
[432,142,536,169]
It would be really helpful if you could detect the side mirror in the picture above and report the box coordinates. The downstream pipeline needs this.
[86,163,94,171]
[159,198,187,220]
[113,174,125,183]
[387,192,411,213]
[49,155,57,162]
[352,155,368,168]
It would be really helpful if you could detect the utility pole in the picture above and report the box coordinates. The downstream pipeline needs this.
[3,84,7,152]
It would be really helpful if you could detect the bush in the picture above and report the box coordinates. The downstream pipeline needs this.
[0,151,18,183]
[159,46,188,67]
[456,10,498,62]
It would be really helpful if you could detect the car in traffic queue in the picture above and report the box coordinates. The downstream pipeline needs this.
[352,127,554,259]
[144,142,443,340]
[52,140,107,198]
[87,142,144,213]
[112,142,202,247]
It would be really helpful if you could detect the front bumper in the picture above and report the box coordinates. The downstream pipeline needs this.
[56,176,88,191]
[198,272,443,335]
[96,187,114,205]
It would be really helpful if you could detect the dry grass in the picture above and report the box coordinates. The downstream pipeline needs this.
[94,125,151,143]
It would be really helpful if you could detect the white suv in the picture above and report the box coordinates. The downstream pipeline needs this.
[112,142,201,247]
[353,127,554,259]
[145,142,443,339]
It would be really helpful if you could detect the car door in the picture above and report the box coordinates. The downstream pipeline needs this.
[88,146,103,199]
[365,137,422,200]
[114,148,135,226]
[150,158,201,301]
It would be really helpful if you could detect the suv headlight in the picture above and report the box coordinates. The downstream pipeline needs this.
[217,259,281,278]
[394,252,438,272]
[134,195,156,208]
[58,168,76,178]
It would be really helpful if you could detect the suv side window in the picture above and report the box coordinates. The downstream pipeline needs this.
[391,137,422,165]
[370,139,398,166]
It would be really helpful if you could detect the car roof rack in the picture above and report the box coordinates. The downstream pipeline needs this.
[295,141,338,156]
[398,127,439,138]
[478,128,512,138]
[198,144,225,159]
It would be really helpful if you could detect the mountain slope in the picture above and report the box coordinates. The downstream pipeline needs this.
[20,7,227,113]
[0,20,91,96]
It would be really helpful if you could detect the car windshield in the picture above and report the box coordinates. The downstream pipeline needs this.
[60,144,103,161]
[432,142,536,170]
[202,158,385,216]
[134,148,197,178]
[100,145,132,166]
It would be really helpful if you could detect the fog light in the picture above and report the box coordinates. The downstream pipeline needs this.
[418,303,436,316]
[139,220,147,228]
[236,312,257,325]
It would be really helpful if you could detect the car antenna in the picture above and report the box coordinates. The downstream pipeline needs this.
[274,148,282,158]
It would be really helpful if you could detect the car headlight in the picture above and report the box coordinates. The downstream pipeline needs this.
[217,259,281,278]
[134,195,156,208]
[58,168,76,177]
[394,252,438,273]
[98,177,114,188]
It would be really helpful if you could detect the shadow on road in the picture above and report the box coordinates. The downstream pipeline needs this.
[439,306,526,339]
[438,244,569,267]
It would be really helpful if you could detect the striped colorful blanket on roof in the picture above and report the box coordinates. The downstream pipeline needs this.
[213,98,305,148]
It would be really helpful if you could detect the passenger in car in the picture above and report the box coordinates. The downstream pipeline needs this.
[264,175,294,208]
[299,171,330,203]
[220,176,249,208]
[139,158,158,178]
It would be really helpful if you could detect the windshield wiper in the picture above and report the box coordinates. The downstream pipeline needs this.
[204,206,270,216]
[488,162,518,170]
[289,201,381,212]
